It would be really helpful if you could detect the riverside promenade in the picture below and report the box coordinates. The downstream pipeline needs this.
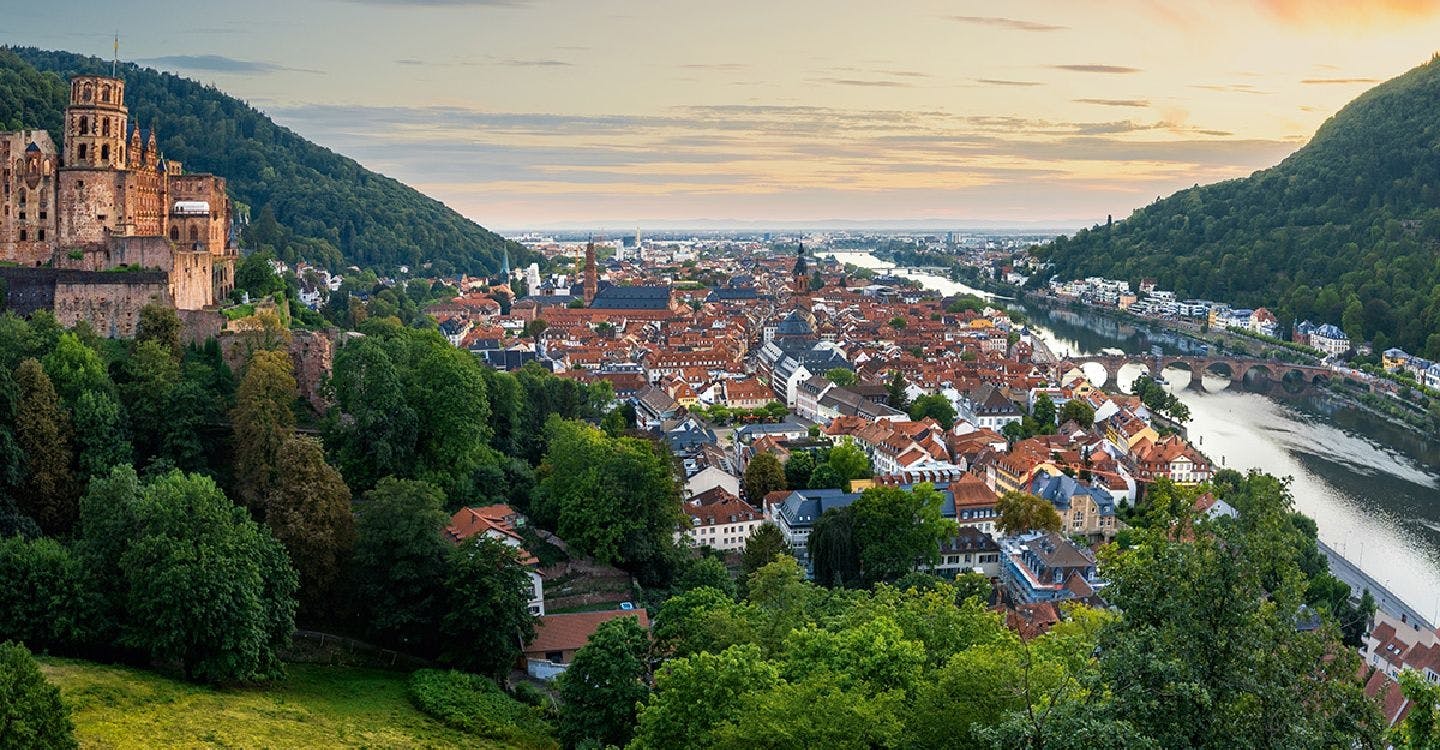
[1318,539,1435,632]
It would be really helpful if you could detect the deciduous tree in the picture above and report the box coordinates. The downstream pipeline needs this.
[439,536,537,680]
[536,418,681,582]
[112,470,298,683]
[740,523,789,583]
[352,478,449,652]
[742,452,786,503]
[995,491,1062,537]
[232,349,296,512]
[851,483,956,584]
[265,435,355,620]
[783,450,815,489]
[135,302,182,358]
[908,393,957,429]
[557,616,650,749]
[0,641,77,750]
[825,442,872,491]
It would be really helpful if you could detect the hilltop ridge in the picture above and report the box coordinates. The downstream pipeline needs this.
[1034,54,1440,357]
[0,46,534,276]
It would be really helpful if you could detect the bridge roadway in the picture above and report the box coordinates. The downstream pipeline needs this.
[1060,353,1334,388]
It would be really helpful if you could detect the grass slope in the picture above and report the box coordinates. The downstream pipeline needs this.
[38,657,517,749]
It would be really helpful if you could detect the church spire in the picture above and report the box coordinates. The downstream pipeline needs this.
[792,242,808,295]
[583,237,598,305]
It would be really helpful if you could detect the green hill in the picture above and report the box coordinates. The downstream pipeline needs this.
[1033,55,1440,358]
[0,46,535,276]
[37,657,516,749]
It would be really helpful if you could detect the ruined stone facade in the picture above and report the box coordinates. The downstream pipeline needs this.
[0,130,59,265]
[0,73,238,336]
[0,267,167,338]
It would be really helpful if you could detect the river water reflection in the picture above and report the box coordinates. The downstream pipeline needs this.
[825,251,1440,616]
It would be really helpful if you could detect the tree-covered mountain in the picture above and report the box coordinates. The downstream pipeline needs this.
[0,46,535,276]
[1033,55,1440,359]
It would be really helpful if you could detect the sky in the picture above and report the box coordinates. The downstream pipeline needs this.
[7,0,1440,230]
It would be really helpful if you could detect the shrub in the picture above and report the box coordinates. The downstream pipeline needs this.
[406,669,555,748]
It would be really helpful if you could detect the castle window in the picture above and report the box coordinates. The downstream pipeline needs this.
[102,118,110,136]
[169,226,179,241]
[82,84,93,102]
[79,117,90,135]
[78,145,87,160]
[37,230,44,241]
[101,86,111,103]
[18,230,24,241]
[101,145,110,161]
[189,226,200,242]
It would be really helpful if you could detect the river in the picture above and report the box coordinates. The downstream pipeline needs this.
[825,251,1440,620]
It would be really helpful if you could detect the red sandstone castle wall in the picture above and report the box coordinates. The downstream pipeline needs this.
[53,278,169,338]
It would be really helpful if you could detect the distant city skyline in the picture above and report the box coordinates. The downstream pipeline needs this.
[7,0,1440,228]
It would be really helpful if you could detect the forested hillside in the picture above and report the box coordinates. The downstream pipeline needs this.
[1034,55,1440,358]
[0,47,534,276]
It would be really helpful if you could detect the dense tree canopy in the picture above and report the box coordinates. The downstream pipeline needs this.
[351,478,450,652]
[81,467,298,683]
[995,491,1063,537]
[535,417,681,582]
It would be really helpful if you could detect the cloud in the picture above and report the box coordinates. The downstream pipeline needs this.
[880,70,931,78]
[395,58,425,66]
[809,77,913,88]
[495,58,572,67]
[976,78,1045,87]
[1074,98,1150,108]
[1301,77,1380,84]
[680,63,750,71]
[1051,64,1142,74]
[948,15,1067,32]
[1191,83,1270,95]
[266,102,1299,226]
[134,54,319,75]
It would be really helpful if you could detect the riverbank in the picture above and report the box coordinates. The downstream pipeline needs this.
[1021,290,1440,435]
[829,250,1438,615]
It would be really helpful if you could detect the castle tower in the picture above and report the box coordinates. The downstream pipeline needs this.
[792,242,808,295]
[582,239,598,304]
[63,75,127,169]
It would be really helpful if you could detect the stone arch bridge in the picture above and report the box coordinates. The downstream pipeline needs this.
[1061,354,1335,389]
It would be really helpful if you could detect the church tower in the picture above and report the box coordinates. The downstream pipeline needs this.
[63,76,128,169]
[791,242,808,295]
[582,239,598,304]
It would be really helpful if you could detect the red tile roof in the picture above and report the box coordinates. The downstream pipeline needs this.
[525,610,650,655]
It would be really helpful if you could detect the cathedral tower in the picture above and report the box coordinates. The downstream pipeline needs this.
[583,239,598,304]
